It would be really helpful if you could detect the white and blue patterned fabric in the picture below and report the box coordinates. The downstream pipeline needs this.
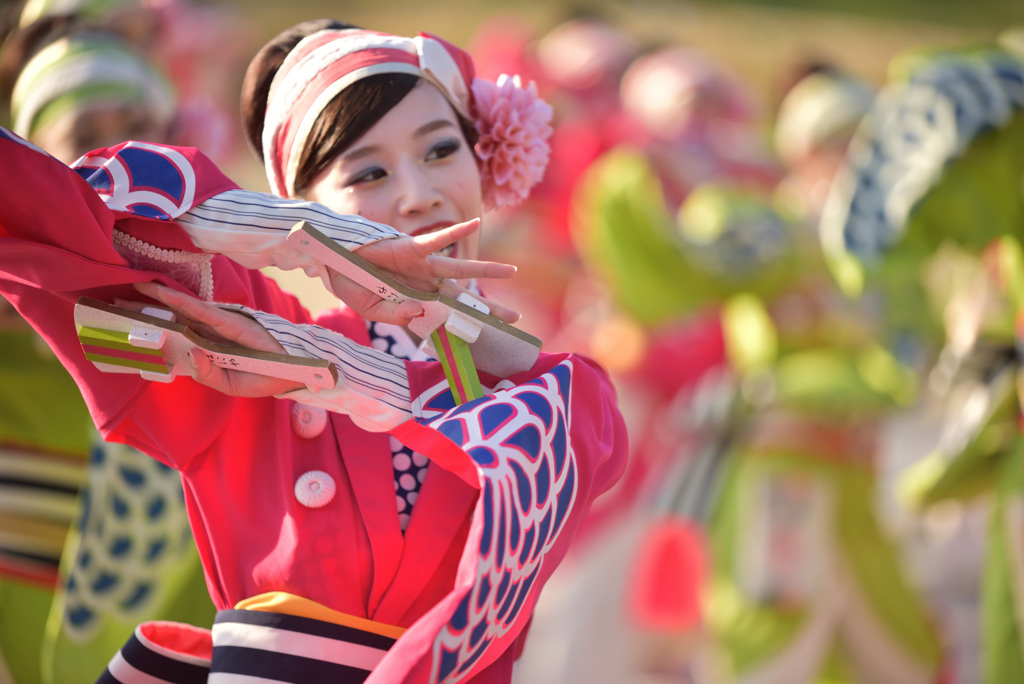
[821,49,1024,266]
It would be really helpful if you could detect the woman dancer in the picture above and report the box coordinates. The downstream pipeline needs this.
[0,18,626,684]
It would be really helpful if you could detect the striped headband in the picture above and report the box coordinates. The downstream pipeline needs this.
[263,28,475,199]
[263,27,553,210]
[11,34,175,138]
[18,0,135,26]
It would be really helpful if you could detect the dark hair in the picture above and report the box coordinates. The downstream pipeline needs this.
[240,19,479,196]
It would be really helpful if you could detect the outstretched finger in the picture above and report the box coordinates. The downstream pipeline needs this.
[426,254,517,281]
[112,297,155,314]
[465,297,520,324]
[411,218,481,256]
[135,282,228,334]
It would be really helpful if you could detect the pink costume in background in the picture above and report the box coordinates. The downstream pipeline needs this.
[0,129,627,683]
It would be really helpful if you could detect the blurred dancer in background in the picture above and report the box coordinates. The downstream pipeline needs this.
[2,17,177,162]
[823,39,1024,684]
[513,26,945,680]
[10,0,251,167]
[512,39,779,684]
[772,65,875,226]
[0,10,217,682]
[617,45,780,205]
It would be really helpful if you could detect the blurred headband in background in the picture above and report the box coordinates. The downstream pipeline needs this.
[19,0,136,25]
[11,32,176,138]
[263,27,552,210]
[773,71,875,167]
[619,46,756,140]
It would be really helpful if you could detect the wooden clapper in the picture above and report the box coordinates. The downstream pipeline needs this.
[74,222,541,405]
[74,298,338,389]
[286,221,542,404]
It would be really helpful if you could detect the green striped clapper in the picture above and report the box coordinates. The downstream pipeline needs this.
[78,325,171,376]
[431,327,484,405]
[74,297,338,389]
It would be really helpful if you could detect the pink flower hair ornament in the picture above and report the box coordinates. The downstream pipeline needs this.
[472,74,554,211]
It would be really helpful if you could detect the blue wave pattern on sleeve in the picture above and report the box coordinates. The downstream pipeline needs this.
[71,143,199,220]
[422,361,577,683]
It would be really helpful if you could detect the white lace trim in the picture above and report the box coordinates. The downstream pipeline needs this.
[112,229,215,300]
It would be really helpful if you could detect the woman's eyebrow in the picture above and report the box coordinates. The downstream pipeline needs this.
[341,145,380,163]
[415,119,456,137]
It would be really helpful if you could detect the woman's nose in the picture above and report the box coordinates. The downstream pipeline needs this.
[396,162,442,215]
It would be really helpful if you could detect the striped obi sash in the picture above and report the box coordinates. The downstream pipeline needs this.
[96,596,404,683]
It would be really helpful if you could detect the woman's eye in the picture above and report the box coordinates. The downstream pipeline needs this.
[425,139,461,162]
[348,167,387,185]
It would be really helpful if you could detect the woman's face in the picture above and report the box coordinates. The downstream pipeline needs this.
[303,81,484,261]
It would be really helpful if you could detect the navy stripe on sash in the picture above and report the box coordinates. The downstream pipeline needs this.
[96,609,401,683]
[210,646,372,683]
[210,609,399,683]
[96,627,209,684]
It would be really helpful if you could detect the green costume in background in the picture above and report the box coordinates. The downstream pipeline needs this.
[572,148,941,684]
[826,41,1024,684]
[0,325,214,683]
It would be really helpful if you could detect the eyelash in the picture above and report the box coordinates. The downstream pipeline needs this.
[346,138,463,186]
[426,138,461,161]
[349,167,386,186]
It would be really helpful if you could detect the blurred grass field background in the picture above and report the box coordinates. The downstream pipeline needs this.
[231,0,1024,187]
[240,0,1021,102]
[228,0,1023,315]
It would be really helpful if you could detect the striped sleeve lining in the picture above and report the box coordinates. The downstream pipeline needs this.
[176,189,401,271]
[222,306,413,429]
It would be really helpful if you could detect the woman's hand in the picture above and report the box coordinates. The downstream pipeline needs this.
[339,219,521,325]
[131,282,304,397]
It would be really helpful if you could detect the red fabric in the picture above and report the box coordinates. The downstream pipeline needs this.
[393,419,480,489]
[628,311,727,404]
[0,134,627,683]
[139,621,213,660]
[373,353,627,682]
[467,16,540,88]
[626,517,707,631]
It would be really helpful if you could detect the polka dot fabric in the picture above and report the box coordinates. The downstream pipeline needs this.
[368,320,420,359]
[368,321,431,531]
[392,438,429,530]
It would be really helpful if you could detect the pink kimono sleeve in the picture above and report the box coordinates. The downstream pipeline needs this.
[376,352,628,683]
[0,130,309,469]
